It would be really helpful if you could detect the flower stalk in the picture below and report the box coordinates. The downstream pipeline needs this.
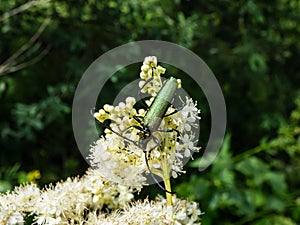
[163,168,173,205]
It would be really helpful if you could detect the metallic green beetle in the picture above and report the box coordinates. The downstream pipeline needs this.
[93,76,180,194]
[133,77,179,144]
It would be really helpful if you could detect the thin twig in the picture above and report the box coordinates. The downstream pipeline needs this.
[0,18,51,76]
[4,45,51,74]
[2,18,50,65]
[0,0,50,22]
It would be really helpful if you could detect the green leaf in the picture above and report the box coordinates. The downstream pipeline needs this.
[249,53,267,73]
[254,215,296,225]
[0,180,12,193]
[265,172,287,195]
[235,156,269,179]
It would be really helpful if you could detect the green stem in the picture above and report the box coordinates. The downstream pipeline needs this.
[232,143,272,163]
[164,175,173,205]
[151,158,172,205]
[160,151,173,205]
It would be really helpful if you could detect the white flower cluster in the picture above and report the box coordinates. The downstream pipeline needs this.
[0,56,202,225]
[139,56,166,96]
[0,169,134,224]
[92,56,200,187]
[86,196,202,225]
[0,184,40,224]
[1,181,202,224]
[90,96,148,191]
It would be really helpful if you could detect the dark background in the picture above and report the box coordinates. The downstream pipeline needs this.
[1,1,299,224]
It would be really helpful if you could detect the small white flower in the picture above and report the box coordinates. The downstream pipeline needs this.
[7,212,23,225]
[84,196,202,224]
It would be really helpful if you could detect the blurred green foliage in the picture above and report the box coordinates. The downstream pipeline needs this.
[0,0,299,224]
[177,93,300,224]
[0,163,40,192]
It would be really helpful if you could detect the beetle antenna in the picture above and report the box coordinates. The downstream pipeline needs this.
[144,152,175,194]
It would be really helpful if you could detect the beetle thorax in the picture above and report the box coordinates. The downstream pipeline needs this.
[138,126,151,141]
